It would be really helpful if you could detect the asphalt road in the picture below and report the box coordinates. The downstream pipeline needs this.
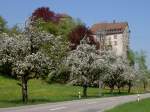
[1,93,150,112]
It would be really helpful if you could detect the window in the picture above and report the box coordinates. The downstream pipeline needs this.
[109,37,111,41]
[114,41,117,46]
[114,34,117,39]
[108,40,111,45]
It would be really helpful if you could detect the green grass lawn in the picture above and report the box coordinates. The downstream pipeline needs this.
[0,75,142,108]
[105,98,150,112]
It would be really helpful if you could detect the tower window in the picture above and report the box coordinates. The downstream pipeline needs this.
[114,34,117,39]
[114,41,117,45]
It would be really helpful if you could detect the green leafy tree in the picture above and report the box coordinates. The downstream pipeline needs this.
[136,51,149,91]
[127,49,135,66]
[57,18,80,41]
[0,16,8,33]
[9,24,22,35]
[30,7,80,41]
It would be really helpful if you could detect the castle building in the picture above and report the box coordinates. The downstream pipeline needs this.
[90,21,130,58]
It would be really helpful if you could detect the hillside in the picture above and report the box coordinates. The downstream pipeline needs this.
[0,75,101,107]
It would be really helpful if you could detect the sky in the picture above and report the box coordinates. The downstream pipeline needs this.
[0,0,150,67]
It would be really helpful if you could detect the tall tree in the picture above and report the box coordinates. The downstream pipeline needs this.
[30,7,79,41]
[68,25,96,50]
[102,53,135,93]
[65,39,104,97]
[57,17,80,41]
[136,51,149,91]
[127,49,135,66]
[0,24,66,103]
[31,7,61,23]
[0,16,8,33]
[123,65,136,93]
[9,24,22,35]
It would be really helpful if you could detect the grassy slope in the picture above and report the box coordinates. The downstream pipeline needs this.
[0,75,141,108]
[0,75,102,107]
[106,98,150,112]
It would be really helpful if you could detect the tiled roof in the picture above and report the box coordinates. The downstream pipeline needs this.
[57,13,72,19]
[90,22,128,35]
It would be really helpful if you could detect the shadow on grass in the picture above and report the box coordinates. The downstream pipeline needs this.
[0,99,61,104]
[70,91,135,99]
[0,91,136,108]
[0,73,16,79]
[102,91,134,96]
[0,97,79,105]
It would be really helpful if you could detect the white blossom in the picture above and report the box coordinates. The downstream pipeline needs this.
[0,26,65,80]
[65,39,106,84]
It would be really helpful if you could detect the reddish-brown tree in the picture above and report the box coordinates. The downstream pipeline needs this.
[31,7,61,23]
[68,25,97,49]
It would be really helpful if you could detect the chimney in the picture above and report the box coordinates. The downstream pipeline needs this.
[113,20,116,23]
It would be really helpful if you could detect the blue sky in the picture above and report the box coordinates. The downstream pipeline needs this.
[0,0,150,67]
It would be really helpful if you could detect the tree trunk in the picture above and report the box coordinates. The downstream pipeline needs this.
[83,86,87,97]
[110,87,114,94]
[128,81,132,93]
[83,81,88,97]
[118,87,121,94]
[22,77,28,103]
[143,81,147,92]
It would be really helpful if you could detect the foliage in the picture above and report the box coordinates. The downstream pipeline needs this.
[136,51,147,70]
[0,16,8,33]
[65,39,108,96]
[0,75,137,108]
[0,16,21,35]
[57,18,81,41]
[30,7,80,42]
[135,51,150,91]
[0,24,67,103]
[31,7,61,23]
[41,35,69,83]
[68,25,96,49]
[65,38,136,94]
[65,39,102,83]
[33,19,59,36]
[102,54,123,92]
[102,54,136,93]
[127,49,135,66]
[9,24,22,35]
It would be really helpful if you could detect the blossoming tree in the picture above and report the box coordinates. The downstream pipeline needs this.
[102,53,136,93]
[65,39,106,97]
[0,25,66,103]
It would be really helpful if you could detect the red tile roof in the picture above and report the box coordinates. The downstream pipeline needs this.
[90,22,128,35]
